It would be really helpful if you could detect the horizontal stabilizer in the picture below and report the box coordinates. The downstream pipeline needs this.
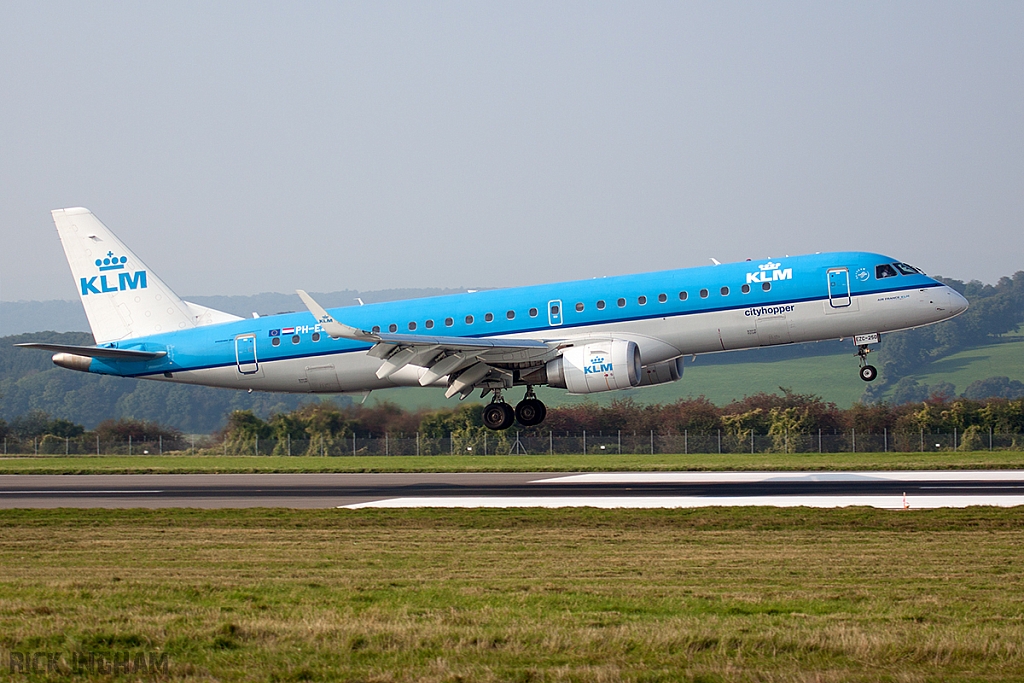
[15,342,167,361]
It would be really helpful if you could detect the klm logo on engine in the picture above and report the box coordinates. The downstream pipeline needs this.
[80,251,148,296]
[746,261,792,285]
[584,355,613,375]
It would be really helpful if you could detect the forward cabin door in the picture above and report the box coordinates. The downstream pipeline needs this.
[827,268,852,308]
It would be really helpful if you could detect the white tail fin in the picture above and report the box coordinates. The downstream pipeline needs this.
[52,207,198,343]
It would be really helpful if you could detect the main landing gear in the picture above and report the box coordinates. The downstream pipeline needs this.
[482,387,547,430]
[857,344,878,382]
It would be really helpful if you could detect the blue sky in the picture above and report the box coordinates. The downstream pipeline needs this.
[2,1,1022,302]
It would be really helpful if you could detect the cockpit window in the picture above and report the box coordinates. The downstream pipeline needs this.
[875,264,898,279]
[894,262,921,276]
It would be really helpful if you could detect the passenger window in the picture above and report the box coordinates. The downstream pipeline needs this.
[271,337,281,347]
[312,332,321,342]
[699,289,709,299]
[444,318,454,327]
[658,293,667,303]
[617,298,626,308]
[762,282,771,291]
[372,325,381,334]
[550,304,559,315]
[292,335,300,344]
[408,321,417,331]
[893,263,918,276]
[679,291,688,301]
[529,308,538,318]
[506,310,515,320]
[741,284,750,294]
[485,313,494,322]
[638,295,647,305]
[720,286,729,296]
[575,302,584,312]
[876,264,898,279]
[425,319,434,329]
[388,324,397,333]
[597,300,606,310]
[465,315,474,324]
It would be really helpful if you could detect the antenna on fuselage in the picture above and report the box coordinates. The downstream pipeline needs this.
[710,258,721,266]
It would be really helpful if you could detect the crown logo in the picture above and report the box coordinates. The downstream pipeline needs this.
[95,251,128,271]
[758,261,780,271]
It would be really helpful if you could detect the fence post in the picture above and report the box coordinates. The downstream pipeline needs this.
[718,429,721,454]
[255,435,258,456]
[785,428,788,454]
[920,428,924,452]
[649,430,653,455]
[684,429,688,455]
[954,427,957,452]
[549,431,553,455]
[190,434,194,455]
[34,437,37,455]
[354,433,357,456]
[818,428,822,453]
[990,426,993,451]
[884,428,887,453]
[287,434,291,456]
[851,429,855,454]
[129,435,132,456]
[750,429,754,454]
[385,433,389,457]
[618,430,621,454]
[483,432,487,456]
[65,437,69,455]
[450,432,453,456]
[159,435,163,455]
[583,430,587,455]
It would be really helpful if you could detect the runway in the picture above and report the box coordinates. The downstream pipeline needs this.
[1,471,1024,509]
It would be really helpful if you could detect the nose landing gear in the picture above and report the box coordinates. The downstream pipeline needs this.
[482,387,548,430]
[857,344,877,382]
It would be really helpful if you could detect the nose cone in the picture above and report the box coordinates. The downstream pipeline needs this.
[947,287,969,317]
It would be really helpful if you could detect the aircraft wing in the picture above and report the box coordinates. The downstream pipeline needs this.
[297,290,554,397]
[15,343,167,361]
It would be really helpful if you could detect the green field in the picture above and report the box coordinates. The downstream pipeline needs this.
[1,507,1023,681]
[362,334,1024,412]
[906,336,1024,397]
[3,451,1024,474]
[367,352,867,412]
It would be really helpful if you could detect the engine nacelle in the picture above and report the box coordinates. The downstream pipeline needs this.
[637,357,684,387]
[546,340,641,394]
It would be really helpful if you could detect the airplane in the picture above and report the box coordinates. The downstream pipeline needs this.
[17,208,969,430]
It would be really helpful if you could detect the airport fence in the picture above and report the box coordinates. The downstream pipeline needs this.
[3,429,1024,456]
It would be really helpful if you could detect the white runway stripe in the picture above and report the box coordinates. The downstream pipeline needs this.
[530,470,1024,484]
[341,495,1024,510]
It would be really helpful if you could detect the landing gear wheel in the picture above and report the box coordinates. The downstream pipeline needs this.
[515,398,547,427]
[483,402,515,430]
[859,365,878,382]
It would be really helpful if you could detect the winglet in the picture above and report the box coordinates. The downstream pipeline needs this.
[296,290,379,342]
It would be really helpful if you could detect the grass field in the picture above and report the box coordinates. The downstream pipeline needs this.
[908,336,1024,397]
[363,334,1024,412]
[1,507,1023,681]
[3,451,1024,474]
[365,352,867,412]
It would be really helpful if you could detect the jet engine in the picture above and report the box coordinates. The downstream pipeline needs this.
[637,357,684,387]
[546,340,641,394]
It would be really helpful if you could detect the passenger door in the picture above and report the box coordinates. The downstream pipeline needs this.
[235,334,259,374]
[827,268,852,308]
